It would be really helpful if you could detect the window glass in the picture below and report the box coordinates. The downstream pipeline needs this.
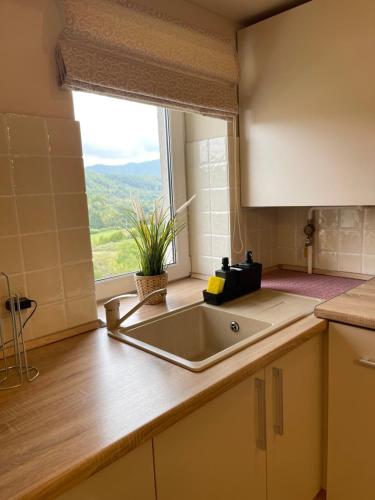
[73,92,172,280]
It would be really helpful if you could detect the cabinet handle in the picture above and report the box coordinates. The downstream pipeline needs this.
[272,367,284,436]
[357,358,375,369]
[255,378,266,450]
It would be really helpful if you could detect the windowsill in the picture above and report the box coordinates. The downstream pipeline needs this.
[96,276,206,327]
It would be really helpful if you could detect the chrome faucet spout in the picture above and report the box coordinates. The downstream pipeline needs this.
[104,288,167,331]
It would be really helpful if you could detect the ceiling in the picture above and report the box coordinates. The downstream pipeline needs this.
[189,0,310,25]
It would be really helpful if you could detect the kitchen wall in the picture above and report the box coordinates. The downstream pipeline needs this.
[275,206,375,275]
[0,113,97,342]
[185,116,279,275]
[185,114,232,276]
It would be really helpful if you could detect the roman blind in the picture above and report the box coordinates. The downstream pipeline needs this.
[56,0,239,119]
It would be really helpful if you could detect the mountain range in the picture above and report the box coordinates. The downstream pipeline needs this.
[85,159,163,231]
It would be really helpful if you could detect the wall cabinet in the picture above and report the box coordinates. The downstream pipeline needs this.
[238,0,375,207]
[327,322,375,500]
[154,334,322,500]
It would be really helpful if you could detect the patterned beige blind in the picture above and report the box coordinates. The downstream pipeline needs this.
[56,0,239,119]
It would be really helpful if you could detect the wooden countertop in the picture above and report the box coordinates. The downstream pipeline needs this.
[315,277,375,329]
[0,278,327,500]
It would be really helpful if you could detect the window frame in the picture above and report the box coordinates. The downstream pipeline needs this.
[94,109,191,301]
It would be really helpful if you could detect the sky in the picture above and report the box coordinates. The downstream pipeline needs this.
[73,91,161,167]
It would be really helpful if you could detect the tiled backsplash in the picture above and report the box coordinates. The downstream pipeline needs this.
[0,113,97,343]
[242,208,278,269]
[275,206,375,275]
[186,136,231,276]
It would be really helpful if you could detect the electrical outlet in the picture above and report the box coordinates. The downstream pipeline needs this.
[5,297,33,312]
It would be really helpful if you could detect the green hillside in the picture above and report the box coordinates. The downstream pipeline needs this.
[85,160,163,279]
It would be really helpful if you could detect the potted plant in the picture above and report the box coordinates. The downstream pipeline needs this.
[127,196,195,304]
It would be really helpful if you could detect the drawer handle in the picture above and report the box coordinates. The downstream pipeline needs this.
[272,367,284,436]
[255,378,266,450]
[357,358,375,369]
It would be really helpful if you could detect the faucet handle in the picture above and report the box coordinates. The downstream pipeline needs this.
[104,293,137,309]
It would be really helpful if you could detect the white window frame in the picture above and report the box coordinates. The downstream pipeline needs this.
[95,109,191,301]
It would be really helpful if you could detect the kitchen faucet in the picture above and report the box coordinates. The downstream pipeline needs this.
[104,288,167,331]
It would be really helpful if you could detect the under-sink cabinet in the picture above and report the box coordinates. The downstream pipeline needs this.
[327,322,375,500]
[57,334,322,500]
[154,334,322,500]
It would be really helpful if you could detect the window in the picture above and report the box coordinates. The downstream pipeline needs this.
[73,92,190,300]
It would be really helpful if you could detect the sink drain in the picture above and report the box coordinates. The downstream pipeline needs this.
[230,321,240,333]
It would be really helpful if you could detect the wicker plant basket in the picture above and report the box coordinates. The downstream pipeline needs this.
[134,272,168,304]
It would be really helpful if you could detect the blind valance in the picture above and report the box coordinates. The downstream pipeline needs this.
[56,0,239,119]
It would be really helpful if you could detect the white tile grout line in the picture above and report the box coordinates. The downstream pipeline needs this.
[3,115,29,329]
[0,226,91,240]
[44,119,69,328]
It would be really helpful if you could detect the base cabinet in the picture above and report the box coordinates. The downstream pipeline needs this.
[153,372,267,500]
[327,322,375,500]
[57,442,156,500]
[266,335,322,500]
[154,335,322,500]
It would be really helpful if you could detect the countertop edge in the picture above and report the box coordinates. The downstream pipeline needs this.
[26,315,327,500]
[315,308,375,330]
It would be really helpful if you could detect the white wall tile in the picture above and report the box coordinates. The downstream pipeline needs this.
[47,118,82,157]
[338,254,362,273]
[8,115,48,156]
[0,157,12,195]
[0,115,9,153]
[0,237,22,274]
[65,295,97,327]
[317,251,338,271]
[364,207,375,230]
[211,212,230,236]
[59,228,92,264]
[0,197,17,236]
[31,302,67,338]
[363,230,375,255]
[211,235,230,258]
[318,230,339,252]
[22,232,59,271]
[16,195,55,234]
[13,157,51,195]
[318,209,339,229]
[339,230,362,253]
[55,193,89,229]
[51,157,85,193]
[340,208,363,229]
[62,261,95,299]
[26,268,64,305]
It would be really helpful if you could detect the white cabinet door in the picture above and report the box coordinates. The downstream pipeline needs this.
[327,322,375,500]
[238,0,375,207]
[266,334,323,500]
[153,372,267,500]
[57,442,156,500]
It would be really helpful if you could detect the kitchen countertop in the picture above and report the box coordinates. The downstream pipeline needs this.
[315,277,375,329]
[0,290,326,499]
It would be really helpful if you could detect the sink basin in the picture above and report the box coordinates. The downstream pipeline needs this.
[108,289,321,371]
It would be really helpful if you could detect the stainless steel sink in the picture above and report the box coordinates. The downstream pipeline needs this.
[108,289,321,371]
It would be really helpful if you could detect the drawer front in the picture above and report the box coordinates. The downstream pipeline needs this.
[328,322,375,500]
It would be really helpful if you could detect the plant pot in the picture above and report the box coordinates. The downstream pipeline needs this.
[134,272,168,305]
